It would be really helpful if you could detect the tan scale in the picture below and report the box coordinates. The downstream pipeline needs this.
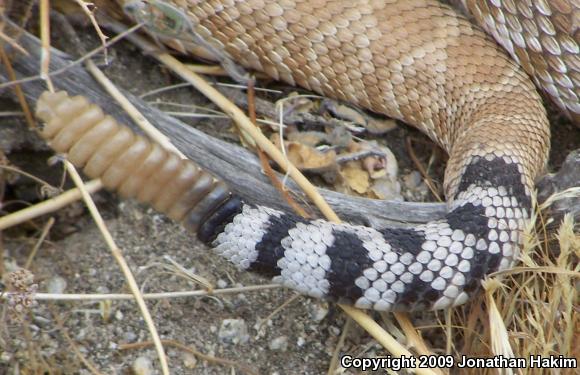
[121,0,558,202]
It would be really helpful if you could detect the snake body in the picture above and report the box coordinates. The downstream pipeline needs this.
[39,1,579,311]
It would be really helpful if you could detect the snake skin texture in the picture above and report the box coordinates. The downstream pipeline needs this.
[463,0,579,122]
[116,0,571,311]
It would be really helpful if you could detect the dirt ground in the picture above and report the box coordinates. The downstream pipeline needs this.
[1,7,579,375]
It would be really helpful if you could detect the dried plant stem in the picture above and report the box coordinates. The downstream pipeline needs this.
[24,217,55,269]
[1,284,281,301]
[394,312,441,371]
[248,80,310,218]
[0,23,143,90]
[50,306,105,375]
[185,63,227,76]
[405,137,442,202]
[0,179,103,231]
[39,0,53,92]
[73,0,108,61]
[256,293,301,332]
[85,60,185,157]
[327,318,352,375]
[340,305,436,375]
[0,45,36,128]
[63,161,170,375]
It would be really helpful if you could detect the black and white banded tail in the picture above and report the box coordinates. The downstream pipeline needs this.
[36,90,532,311]
[200,155,531,311]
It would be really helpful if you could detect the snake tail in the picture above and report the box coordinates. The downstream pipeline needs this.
[37,89,538,311]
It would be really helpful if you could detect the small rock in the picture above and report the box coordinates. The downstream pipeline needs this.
[132,356,153,375]
[297,337,306,347]
[182,352,198,369]
[46,276,67,294]
[115,310,124,321]
[32,315,52,328]
[309,302,329,321]
[235,293,248,304]
[218,319,249,345]
[75,328,86,341]
[0,351,13,363]
[123,331,137,343]
[268,336,288,351]
[370,178,402,201]
[96,285,110,294]
[403,171,423,190]
[329,326,341,336]
[216,279,228,289]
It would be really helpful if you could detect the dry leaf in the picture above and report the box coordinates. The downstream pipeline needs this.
[340,161,370,194]
[272,137,337,171]
[286,143,336,171]
[287,131,328,147]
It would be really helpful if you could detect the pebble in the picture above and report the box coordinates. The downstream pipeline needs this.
[46,275,67,294]
[329,326,341,336]
[132,356,153,375]
[182,352,198,369]
[0,352,12,363]
[123,331,138,343]
[268,336,289,351]
[296,337,306,347]
[309,302,329,322]
[218,319,249,345]
[216,279,228,288]
[403,171,423,190]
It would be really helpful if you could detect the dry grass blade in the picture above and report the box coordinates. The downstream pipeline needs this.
[62,161,170,375]
[457,197,578,374]
[85,60,186,157]
[0,179,103,231]
[50,305,105,375]
[0,284,282,301]
[39,0,53,92]
[484,279,516,375]
[138,255,214,292]
[405,137,442,202]
[0,22,143,90]
[24,216,54,268]
[247,80,311,218]
[327,318,352,375]
[0,44,35,128]
[256,293,301,333]
[393,312,441,371]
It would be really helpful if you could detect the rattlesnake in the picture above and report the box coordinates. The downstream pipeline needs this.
[36,0,578,311]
